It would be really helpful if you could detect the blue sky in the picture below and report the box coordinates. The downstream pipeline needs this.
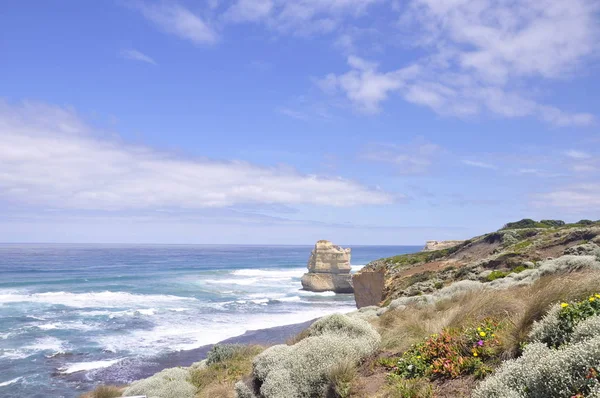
[1,0,599,245]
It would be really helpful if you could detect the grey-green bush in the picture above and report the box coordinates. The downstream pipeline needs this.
[571,315,600,344]
[206,344,245,365]
[473,337,600,398]
[235,381,257,398]
[250,314,380,398]
[122,367,196,398]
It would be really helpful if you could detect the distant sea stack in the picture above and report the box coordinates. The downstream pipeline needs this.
[300,240,353,293]
[422,240,465,252]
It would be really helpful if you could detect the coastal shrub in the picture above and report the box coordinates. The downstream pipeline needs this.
[251,314,380,398]
[472,338,600,398]
[387,318,502,381]
[487,270,508,282]
[206,344,251,365]
[81,385,122,398]
[572,314,600,344]
[577,219,595,225]
[505,273,600,358]
[501,219,564,230]
[235,381,257,398]
[529,293,600,348]
[564,243,600,257]
[123,367,196,398]
[190,344,263,392]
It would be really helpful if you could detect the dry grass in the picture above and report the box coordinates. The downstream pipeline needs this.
[376,304,448,353]
[505,272,600,357]
[79,385,124,398]
[195,382,236,398]
[189,345,264,395]
[374,272,600,358]
[327,360,358,398]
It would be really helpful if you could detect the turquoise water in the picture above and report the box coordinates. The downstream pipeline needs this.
[0,244,419,397]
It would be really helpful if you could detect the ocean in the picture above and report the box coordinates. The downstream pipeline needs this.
[0,244,419,397]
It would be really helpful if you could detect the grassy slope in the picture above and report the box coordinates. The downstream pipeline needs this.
[361,221,600,304]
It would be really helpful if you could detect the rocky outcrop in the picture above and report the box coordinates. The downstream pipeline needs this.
[352,268,386,308]
[301,240,353,293]
[423,240,465,252]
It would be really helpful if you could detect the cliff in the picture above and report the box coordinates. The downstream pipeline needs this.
[354,219,600,307]
[422,240,465,252]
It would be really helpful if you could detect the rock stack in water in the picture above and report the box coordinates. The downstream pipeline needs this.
[301,240,353,293]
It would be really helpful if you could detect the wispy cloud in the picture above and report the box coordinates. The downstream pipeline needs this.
[0,100,393,211]
[277,107,308,120]
[362,139,442,174]
[223,0,381,35]
[533,184,600,212]
[224,0,274,22]
[462,160,498,170]
[565,149,592,159]
[318,0,598,126]
[131,2,217,45]
[120,49,157,65]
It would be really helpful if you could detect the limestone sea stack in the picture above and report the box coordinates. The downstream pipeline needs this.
[300,240,353,293]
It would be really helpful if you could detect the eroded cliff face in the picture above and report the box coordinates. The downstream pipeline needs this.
[352,268,386,308]
[301,240,353,293]
[423,240,465,252]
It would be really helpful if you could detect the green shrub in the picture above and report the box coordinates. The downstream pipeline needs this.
[407,271,433,286]
[501,219,564,230]
[123,367,196,398]
[386,319,503,380]
[487,270,508,282]
[530,293,600,348]
[86,385,122,398]
[206,344,245,365]
[434,281,444,290]
[250,314,380,398]
[577,219,595,225]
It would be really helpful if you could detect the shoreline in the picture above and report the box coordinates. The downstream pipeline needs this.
[70,318,319,388]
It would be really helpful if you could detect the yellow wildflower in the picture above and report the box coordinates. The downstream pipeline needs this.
[473,352,478,357]
[477,327,482,331]
[561,302,569,308]
[590,297,596,302]
[491,334,496,338]
[479,331,486,337]
[416,355,421,359]
[595,293,600,299]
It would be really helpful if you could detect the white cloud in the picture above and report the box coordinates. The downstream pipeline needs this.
[276,107,308,120]
[224,0,273,22]
[363,139,442,174]
[462,159,497,170]
[318,0,598,126]
[565,149,592,159]
[133,2,217,45]
[222,0,381,35]
[120,49,157,65]
[534,184,600,212]
[404,0,599,82]
[0,101,393,211]
[319,57,420,113]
